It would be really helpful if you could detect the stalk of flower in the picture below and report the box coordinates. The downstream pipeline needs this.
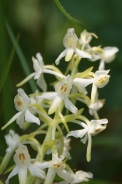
[67,118,108,162]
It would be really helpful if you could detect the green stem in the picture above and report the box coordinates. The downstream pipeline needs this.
[54,0,81,25]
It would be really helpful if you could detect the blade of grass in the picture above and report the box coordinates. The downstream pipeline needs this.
[5,20,37,92]
[0,34,19,92]
[54,0,85,28]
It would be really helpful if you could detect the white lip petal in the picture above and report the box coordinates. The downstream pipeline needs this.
[28,163,46,179]
[18,165,27,184]
[36,74,47,92]
[48,95,62,114]
[25,109,40,125]
[64,98,78,114]
[65,48,74,61]
[16,112,25,129]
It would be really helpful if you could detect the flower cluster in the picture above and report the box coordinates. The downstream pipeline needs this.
[0,28,118,184]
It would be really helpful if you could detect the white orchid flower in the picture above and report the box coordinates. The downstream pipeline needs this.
[17,53,64,91]
[73,70,110,103]
[55,28,92,65]
[79,29,98,49]
[5,144,46,184]
[89,99,105,116]
[0,130,20,174]
[44,154,74,184]
[2,88,40,130]
[99,46,119,70]
[39,75,78,114]
[67,118,108,162]
[91,70,110,103]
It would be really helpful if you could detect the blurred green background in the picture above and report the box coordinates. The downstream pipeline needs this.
[0,0,122,183]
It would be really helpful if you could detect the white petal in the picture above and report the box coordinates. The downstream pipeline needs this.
[32,57,41,72]
[34,70,42,79]
[48,96,62,114]
[67,129,87,139]
[1,111,23,130]
[44,69,64,79]
[75,48,92,59]
[17,88,30,104]
[90,118,108,125]
[36,53,44,66]
[55,50,67,65]
[73,78,93,88]
[5,166,18,184]
[28,163,46,179]
[25,109,40,125]
[57,170,74,183]
[16,73,35,87]
[16,112,25,129]
[65,48,74,61]
[73,170,93,183]
[34,161,50,169]
[36,74,47,91]
[95,69,110,77]
[81,133,88,144]
[39,92,57,101]
[64,98,78,114]
[18,165,27,184]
